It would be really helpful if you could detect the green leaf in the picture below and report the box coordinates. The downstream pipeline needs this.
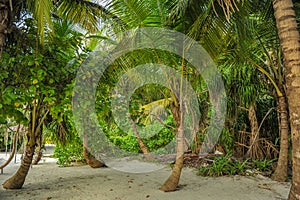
[37,69,45,80]
[0,117,7,124]
[28,60,35,66]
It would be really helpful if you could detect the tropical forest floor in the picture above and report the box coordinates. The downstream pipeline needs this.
[0,153,291,200]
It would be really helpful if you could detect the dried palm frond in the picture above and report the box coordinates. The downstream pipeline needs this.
[213,0,244,21]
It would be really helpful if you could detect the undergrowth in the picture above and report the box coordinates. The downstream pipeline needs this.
[54,137,85,167]
[197,154,276,177]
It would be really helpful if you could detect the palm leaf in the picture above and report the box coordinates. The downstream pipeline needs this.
[140,98,173,125]
[27,0,53,44]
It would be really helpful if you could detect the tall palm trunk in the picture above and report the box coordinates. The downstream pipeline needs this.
[160,101,185,192]
[83,133,106,168]
[2,115,36,189]
[273,93,289,182]
[0,0,9,57]
[273,0,300,199]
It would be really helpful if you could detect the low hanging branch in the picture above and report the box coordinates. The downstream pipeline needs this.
[149,114,176,130]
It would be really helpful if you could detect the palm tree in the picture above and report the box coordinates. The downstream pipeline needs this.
[207,0,300,197]
[92,1,195,189]
[272,0,300,199]
[224,5,290,179]
[173,0,293,179]
[0,0,53,56]
[0,0,123,58]
[96,0,299,194]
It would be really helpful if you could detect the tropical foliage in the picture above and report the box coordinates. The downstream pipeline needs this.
[0,0,299,199]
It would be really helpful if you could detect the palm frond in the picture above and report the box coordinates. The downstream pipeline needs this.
[215,0,244,21]
[140,98,173,125]
[56,0,99,33]
[27,0,53,44]
[106,0,161,28]
[55,0,126,33]
[140,98,173,115]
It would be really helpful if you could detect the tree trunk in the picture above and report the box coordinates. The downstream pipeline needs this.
[159,133,184,192]
[273,0,300,199]
[83,133,106,168]
[0,0,10,57]
[0,129,18,170]
[2,143,35,189]
[2,119,36,189]
[246,102,262,160]
[160,101,185,192]
[32,149,43,165]
[273,94,289,182]
[32,126,43,165]
[129,118,150,154]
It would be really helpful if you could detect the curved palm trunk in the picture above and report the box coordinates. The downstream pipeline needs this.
[273,0,300,199]
[0,0,9,57]
[2,118,36,189]
[159,129,184,192]
[273,94,289,182]
[2,144,35,189]
[83,133,106,168]
[160,101,185,192]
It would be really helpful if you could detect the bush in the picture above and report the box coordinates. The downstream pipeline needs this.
[197,155,276,177]
[54,136,85,167]
[197,155,250,176]
[106,115,175,153]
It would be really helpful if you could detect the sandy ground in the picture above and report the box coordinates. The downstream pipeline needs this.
[0,154,291,200]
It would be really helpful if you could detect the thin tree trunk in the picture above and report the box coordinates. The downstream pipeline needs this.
[273,0,300,199]
[32,148,43,165]
[129,118,150,154]
[273,94,289,182]
[2,117,35,189]
[0,0,9,57]
[160,101,185,192]
[83,133,106,168]
[32,126,43,165]
[246,102,262,160]
[0,128,18,170]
